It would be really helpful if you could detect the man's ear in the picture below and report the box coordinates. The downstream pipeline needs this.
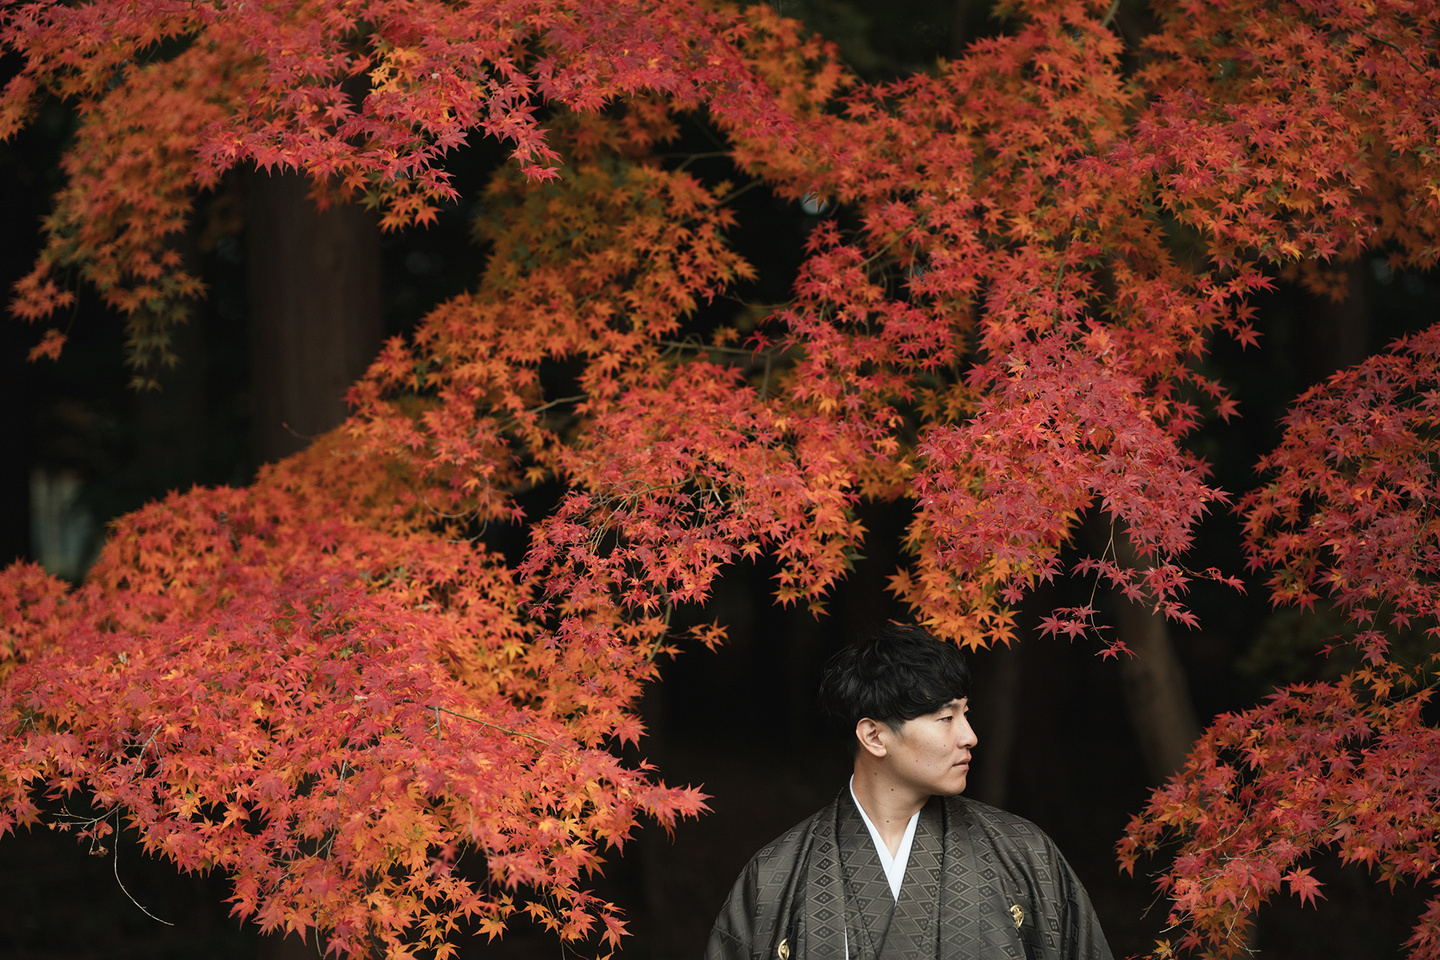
[855,718,888,759]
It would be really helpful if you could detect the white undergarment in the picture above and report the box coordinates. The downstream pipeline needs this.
[848,776,920,901]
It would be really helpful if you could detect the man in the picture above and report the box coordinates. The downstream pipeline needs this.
[705,623,1113,960]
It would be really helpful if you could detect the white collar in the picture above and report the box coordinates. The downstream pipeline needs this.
[848,775,920,901]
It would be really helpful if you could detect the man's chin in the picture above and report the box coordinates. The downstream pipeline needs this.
[936,775,969,797]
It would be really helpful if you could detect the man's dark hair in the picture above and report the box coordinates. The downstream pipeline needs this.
[818,623,971,738]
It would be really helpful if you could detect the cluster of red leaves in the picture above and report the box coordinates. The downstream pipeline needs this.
[1,0,791,372]
[1243,327,1440,661]
[1123,327,1440,957]
[4,0,1440,954]
[0,431,708,955]
[1137,0,1440,270]
[714,0,1267,646]
[0,431,705,958]
[1120,660,1440,958]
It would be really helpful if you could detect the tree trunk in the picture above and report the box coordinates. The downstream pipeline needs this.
[951,0,973,56]
[1112,530,1201,782]
[246,171,384,466]
[246,171,383,960]
[1299,259,1370,384]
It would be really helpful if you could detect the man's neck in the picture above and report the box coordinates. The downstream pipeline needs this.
[849,759,929,855]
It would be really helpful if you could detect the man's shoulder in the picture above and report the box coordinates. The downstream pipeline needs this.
[745,803,830,869]
[708,803,838,960]
[942,795,1060,853]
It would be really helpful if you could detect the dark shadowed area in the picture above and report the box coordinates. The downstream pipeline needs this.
[2,0,1438,956]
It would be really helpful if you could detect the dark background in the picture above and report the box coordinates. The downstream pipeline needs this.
[1,0,1436,956]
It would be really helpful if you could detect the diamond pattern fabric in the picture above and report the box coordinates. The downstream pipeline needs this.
[705,792,1114,960]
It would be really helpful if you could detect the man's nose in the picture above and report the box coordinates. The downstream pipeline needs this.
[958,717,978,749]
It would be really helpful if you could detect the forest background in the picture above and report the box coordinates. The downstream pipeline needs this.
[0,0,1437,957]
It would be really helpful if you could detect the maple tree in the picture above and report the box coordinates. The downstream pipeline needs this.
[2,0,1439,956]
[1120,327,1440,958]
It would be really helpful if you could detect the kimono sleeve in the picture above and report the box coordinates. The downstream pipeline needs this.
[960,798,1114,960]
[1022,831,1114,960]
[704,811,820,960]
[706,854,761,960]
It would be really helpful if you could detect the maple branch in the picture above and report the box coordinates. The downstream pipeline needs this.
[1219,902,1253,955]
[125,722,165,776]
[487,394,589,445]
[645,604,676,663]
[716,180,764,206]
[109,808,175,927]
[663,150,731,172]
[658,339,754,356]
[312,759,351,866]
[528,394,588,417]
[657,338,793,382]
[432,706,555,747]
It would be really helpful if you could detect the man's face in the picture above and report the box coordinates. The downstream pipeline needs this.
[878,698,978,798]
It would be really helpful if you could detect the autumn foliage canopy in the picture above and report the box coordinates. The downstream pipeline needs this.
[1,0,1439,955]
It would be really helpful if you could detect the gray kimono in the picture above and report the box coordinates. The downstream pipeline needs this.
[706,792,1113,960]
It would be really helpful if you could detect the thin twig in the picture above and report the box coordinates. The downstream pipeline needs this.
[664,150,731,173]
[112,811,174,926]
[658,339,756,357]
[528,394,588,416]
[716,180,764,206]
[433,706,554,746]
[128,722,164,779]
